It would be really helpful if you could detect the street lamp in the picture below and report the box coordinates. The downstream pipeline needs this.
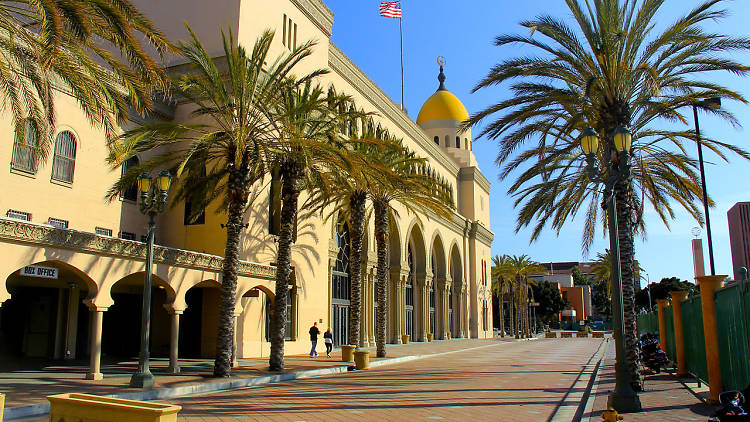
[130,170,172,388]
[692,97,721,276]
[580,126,642,413]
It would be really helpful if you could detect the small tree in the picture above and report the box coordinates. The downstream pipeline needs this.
[635,277,698,312]
[532,282,568,326]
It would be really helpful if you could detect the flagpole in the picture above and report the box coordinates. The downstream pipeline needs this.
[399,4,404,111]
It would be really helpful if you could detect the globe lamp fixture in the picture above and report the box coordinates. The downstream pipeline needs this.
[614,126,632,153]
[580,127,599,156]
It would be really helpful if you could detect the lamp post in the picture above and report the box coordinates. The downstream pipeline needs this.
[692,97,721,276]
[580,126,642,412]
[130,170,172,388]
[642,273,652,312]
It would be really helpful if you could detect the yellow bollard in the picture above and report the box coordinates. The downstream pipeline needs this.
[696,275,726,405]
[669,291,690,377]
[1,392,4,422]
[656,299,670,356]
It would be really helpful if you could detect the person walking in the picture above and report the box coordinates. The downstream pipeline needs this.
[309,322,320,357]
[324,328,333,358]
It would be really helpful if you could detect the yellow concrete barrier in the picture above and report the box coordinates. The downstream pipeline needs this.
[560,332,573,338]
[341,345,355,362]
[1,392,4,422]
[427,333,434,342]
[401,334,410,344]
[576,331,589,338]
[592,332,604,338]
[47,393,181,422]
[545,332,557,338]
[354,350,370,369]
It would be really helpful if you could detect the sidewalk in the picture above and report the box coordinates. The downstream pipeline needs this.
[1,337,520,419]
[584,340,719,421]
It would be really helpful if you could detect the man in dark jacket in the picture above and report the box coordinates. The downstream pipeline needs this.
[309,322,320,357]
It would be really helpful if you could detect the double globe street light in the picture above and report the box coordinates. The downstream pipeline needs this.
[580,126,642,413]
[130,170,172,388]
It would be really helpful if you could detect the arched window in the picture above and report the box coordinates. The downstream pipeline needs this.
[11,120,38,174]
[332,221,351,347]
[444,135,449,146]
[455,136,460,148]
[51,131,77,183]
[121,156,139,201]
[433,136,439,145]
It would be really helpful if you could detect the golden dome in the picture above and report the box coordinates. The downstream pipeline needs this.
[416,66,469,125]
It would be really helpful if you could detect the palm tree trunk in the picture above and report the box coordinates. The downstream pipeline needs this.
[510,285,515,338]
[269,162,303,371]
[348,190,367,349]
[374,200,389,358]
[615,176,643,390]
[213,174,248,378]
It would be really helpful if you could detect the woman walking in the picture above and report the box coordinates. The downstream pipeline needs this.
[324,328,333,358]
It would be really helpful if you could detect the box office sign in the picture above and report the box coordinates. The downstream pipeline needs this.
[20,265,58,279]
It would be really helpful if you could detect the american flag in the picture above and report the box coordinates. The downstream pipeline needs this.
[379,1,402,19]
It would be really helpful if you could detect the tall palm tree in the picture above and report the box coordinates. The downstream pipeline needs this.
[363,136,454,358]
[1,0,171,159]
[470,0,750,388]
[491,254,513,337]
[263,81,354,371]
[107,27,323,378]
[503,255,546,338]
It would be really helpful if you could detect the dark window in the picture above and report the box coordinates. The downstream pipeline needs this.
[184,199,206,225]
[51,131,76,183]
[455,136,460,148]
[119,231,136,240]
[333,221,351,300]
[434,136,439,145]
[11,120,38,174]
[121,156,139,201]
[95,227,112,236]
[286,287,295,340]
[48,218,69,229]
[6,209,31,221]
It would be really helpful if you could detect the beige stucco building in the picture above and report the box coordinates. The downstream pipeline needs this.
[0,0,493,379]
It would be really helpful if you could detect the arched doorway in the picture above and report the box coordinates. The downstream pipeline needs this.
[332,221,350,348]
[180,280,221,358]
[405,243,415,339]
[430,235,446,339]
[103,273,173,360]
[405,223,426,341]
[1,261,95,365]
[450,245,463,338]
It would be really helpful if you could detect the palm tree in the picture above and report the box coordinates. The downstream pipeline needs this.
[1,0,171,160]
[107,27,323,378]
[470,0,750,388]
[502,255,545,338]
[491,254,513,337]
[362,135,454,358]
[263,81,354,371]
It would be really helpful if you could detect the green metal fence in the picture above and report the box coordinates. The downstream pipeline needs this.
[636,311,658,335]
[682,295,708,385]
[664,305,676,363]
[715,279,750,391]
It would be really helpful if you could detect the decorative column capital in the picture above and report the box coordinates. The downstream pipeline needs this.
[656,298,670,307]
[695,275,726,291]
[669,291,689,302]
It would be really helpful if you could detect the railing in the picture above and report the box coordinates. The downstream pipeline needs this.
[636,273,750,391]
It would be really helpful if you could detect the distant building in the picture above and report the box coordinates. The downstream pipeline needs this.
[728,202,750,280]
[529,261,594,321]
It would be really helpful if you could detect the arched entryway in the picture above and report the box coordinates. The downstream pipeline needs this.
[180,280,221,358]
[103,273,174,360]
[405,223,426,342]
[1,261,96,365]
[430,235,446,339]
[449,244,463,338]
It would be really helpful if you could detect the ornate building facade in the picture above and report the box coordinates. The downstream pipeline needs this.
[0,0,493,379]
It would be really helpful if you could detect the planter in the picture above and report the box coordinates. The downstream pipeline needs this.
[354,350,370,369]
[401,334,410,344]
[47,393,181,422]
[576,331,589,338]
[427,333,434,342]
[446,331,451,339]
[592,331,605,338]
[560,332,573,338]
[341,345,356,362]
[545,332,557,338]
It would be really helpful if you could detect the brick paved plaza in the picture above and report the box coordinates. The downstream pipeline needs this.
[5,337,718,421]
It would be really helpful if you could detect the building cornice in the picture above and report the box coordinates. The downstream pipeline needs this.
[328,43,460,177]
[0,218,275,280]
[469,221,494,247]
[458,167,491,193]
[291,0,334,37]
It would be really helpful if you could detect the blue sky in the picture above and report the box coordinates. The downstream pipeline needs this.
[325,0,750,286]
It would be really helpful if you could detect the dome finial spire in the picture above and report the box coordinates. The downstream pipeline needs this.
[437,56,446,91]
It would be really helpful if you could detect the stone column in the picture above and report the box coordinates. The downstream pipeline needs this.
[168,310,182,373]
[443,281,451,339]
[416,273,431,342]
[86,306,106,380]
[360,273,369,348]
[696,275,726,405]
[368,274,376,346]
[656,298,670,356]
[232,314,240,367]
[64,283,80,360]
[669,291,690,377]
[390,267,402,343]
